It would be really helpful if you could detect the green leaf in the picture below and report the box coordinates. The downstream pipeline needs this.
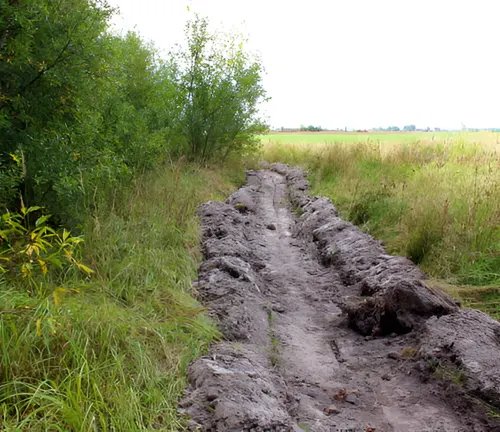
[76,263,94,274]
[35,214,51,227]
[24,206,42,215]
[46,255,63,269]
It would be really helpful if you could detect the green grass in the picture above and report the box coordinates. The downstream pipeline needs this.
[260,138,500,294]
[261,131,500,149]
[0,160,244,430]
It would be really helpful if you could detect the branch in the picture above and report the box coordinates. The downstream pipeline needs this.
[0,30,9,52]
[19,39,72,95]
[19,7,96,95]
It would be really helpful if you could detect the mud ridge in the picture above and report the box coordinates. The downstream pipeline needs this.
[181,167,500,431]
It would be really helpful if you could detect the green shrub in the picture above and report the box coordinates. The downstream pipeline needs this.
[0,205,92,282]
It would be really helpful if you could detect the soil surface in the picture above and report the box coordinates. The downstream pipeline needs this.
[180,167,500,432]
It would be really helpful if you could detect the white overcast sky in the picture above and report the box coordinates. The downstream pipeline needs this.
[110,0,500,130]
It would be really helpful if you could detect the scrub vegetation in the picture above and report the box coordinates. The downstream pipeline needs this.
[0,1,261,429]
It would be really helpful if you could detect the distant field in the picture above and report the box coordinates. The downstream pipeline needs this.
[261,131,500,149]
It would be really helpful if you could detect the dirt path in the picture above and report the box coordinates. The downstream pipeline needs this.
[180,168,500,432]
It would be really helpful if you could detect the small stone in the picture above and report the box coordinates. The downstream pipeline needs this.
[364,335,373,341]
[272,304,285,313]
[345,394,358,404]
[266,223,277,230]
[324,404,341,415]
[206,387,219,401]
[382,374,391,381]
[387,352,399,360]
[187,419,200,430]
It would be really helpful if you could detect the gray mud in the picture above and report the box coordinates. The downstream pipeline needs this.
[180,166,500,431]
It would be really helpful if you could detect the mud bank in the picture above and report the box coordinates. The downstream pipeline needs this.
[180,166,500,431]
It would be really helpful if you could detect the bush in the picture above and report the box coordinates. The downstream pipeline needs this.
[1,4,264,225]
[0,161,242,430]
[171,15,268,162]
[0,205,92,283]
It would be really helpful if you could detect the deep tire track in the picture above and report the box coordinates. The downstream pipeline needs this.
[180,168,500,432]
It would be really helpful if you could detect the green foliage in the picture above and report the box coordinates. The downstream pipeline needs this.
[300,125,323,132]
[0,161,241,430]
[0,1,257,428]
[172,15,268,162]
[0,205,92,282]
[1,3,262,224]
[0,0,115,222]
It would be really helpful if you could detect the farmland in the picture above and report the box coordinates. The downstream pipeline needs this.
[262,130,500,148]
[260,131,500,317]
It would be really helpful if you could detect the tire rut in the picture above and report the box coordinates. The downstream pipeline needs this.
[180,168,500,432]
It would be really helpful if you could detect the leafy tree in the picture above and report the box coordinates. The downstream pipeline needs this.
[0,0,114,219]
[172,15,268,162]
[300,125,323,132]
[403,124,416,132]
[0,5,268,224]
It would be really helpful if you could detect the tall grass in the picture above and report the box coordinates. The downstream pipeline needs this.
[0,161,244,430]
[262,140,500,287]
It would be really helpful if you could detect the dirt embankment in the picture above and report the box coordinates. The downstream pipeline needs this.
[180,165,500,432]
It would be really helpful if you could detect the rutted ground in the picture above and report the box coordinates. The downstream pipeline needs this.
[180,166,500,431]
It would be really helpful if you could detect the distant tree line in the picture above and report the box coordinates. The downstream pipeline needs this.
[299,125,324,132]
[373,125,437,132]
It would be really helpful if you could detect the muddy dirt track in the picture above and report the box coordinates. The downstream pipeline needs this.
[180,165,500,432]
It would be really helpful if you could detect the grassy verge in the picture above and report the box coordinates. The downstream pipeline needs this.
[0,161,244,430]
[261,140,500,310]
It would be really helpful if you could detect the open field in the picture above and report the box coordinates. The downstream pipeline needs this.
[262,131,500,150]
[259,134,500,316]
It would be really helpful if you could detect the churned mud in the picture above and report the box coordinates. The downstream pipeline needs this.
[180,165,500,432]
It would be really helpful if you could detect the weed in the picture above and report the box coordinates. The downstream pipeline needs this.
[295,207,304,217]
[269,335,281,367]
[266,309,280,367]
[433,365,466,386]
[399,346,419,358]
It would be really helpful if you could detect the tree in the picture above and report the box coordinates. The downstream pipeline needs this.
[300,125,322,132]
[172,15,268,162]
[0,1,176,223]
[0,5,268,224]
[0,0,113,218]
[403,125,416,132]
